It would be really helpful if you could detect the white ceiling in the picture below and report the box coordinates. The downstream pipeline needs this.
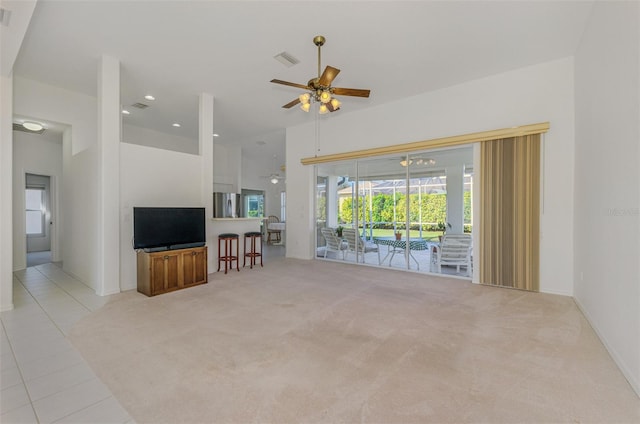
[12,1,593,159]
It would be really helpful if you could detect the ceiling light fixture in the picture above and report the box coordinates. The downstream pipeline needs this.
[121,109,130,115]
[144,95,155,101]
[401,157,436,167]
[22,122,43,131]
[270,176,279,184]
[213,133,219,137]
[172,123,181,128]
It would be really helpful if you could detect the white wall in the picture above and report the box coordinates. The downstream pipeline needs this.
[14,77,100,290]
[241,154,283,218]
[213,143,241,193]
[14,77,96,155]
[123,123,198,155]
[61,133,100,289]
[286,57,576,295]
[12,131,63,270]
[1,74,14,311]
[0,0,35,310]
[574,1,640,396]
[119,142,203,290]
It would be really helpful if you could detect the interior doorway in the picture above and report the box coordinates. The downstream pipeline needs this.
[26,173,52,267]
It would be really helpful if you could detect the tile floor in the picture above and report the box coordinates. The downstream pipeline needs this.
[1,263,134,424]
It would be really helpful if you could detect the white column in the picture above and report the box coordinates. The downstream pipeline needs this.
[445,165,465,234]
[97,55,120,296]
[199,92,214,272]
[0,74,14,311]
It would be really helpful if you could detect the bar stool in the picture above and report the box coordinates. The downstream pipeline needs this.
[217,233,239,274]
[243,231,263,269]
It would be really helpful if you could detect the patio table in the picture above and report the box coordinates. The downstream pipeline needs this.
[373,237,435,270]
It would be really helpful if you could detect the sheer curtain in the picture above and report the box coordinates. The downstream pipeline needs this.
[479,134,541,291]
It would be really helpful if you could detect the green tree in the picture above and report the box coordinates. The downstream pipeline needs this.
[463,191,472,224]
[339,197,353,224]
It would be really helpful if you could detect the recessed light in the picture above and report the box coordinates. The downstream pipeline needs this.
[172,123,181,128]
[212,133,219,137]
[22,122,43,131]
[121,109,130,115]
[144,95,155,101]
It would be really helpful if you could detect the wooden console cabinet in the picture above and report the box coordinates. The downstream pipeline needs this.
[137,246,207,296]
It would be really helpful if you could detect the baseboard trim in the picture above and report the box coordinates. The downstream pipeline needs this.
[574,296,640,398]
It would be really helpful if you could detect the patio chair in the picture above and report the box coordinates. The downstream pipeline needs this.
[320,227,346,260]
[432,233,473,276]
[342,228,378,263]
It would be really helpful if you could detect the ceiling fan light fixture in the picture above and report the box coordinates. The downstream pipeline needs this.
[299,93,310,103]
[318,104,329,114]
[400,159,413,167]
[300,102,311,112]
[330,98,341,109]
[319,90,331,104]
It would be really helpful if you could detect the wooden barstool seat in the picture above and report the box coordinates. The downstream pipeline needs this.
[217,233,239,274]
[243,231,263,269]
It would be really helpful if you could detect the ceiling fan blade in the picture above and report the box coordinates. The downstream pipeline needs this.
[332,87,371,98]
[318,66,340,86]
[282,98,301,109]
[270,79,310,90]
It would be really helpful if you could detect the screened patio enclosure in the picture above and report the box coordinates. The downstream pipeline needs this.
[316,146,474,275]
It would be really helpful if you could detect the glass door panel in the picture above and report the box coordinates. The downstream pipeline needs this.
[358,155,409,270]
[407,147,474,275]
[316,160,355,261]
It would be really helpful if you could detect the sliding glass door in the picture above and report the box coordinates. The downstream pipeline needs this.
[315,146,474,276]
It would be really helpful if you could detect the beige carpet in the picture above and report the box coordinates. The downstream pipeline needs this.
[69,258,640,423]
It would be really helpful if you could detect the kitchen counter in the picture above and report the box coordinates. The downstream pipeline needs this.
[211,217,262,221]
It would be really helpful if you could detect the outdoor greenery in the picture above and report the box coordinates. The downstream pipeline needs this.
[316,196,326,221]
[338,192,472,231]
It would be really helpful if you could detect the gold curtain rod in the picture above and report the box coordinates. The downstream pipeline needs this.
[301,122,550,165]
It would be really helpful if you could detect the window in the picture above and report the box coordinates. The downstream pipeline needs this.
[245,195,264,217]
[26,188,45,236]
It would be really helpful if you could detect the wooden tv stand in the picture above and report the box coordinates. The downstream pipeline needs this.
[137,246,208,296]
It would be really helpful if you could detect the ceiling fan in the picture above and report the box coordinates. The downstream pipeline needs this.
[261,173,285,184]
[261,156,285,184]
[270,35,371,113]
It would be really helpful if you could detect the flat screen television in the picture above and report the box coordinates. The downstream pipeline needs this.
[133,207,206,251]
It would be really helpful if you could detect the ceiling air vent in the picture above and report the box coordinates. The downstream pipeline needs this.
[131,102,149,109]
[13,123,45,134]
[274,51,299,68]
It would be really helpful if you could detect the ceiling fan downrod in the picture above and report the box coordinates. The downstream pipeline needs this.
[313,35,325,79]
